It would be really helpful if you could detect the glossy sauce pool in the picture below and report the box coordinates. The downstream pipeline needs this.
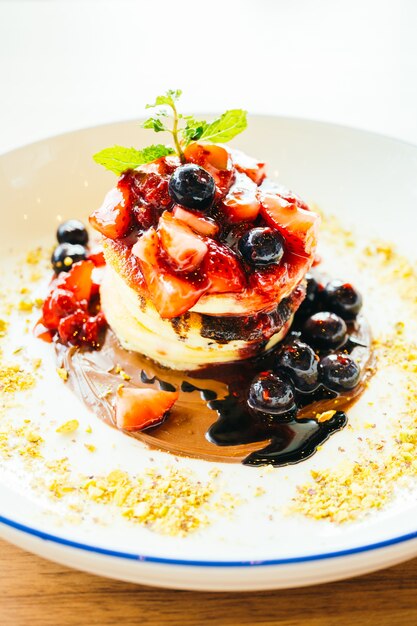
[57,313,373,467]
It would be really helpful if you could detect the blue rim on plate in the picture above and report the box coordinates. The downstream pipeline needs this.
[1,514,417,566]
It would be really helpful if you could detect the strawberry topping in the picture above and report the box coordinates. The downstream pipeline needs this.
[55,259,95,301]
[158,211,208,272]
[172,205,219,237]
[259,191,320,259]
[89,186,132,240]
[86,146,319,319]
[38,260,106,348]
[183,143,235,196]
[133,228,209,318]
[230,149,266,185]
[221,172,260,223]
[203,240,246,294]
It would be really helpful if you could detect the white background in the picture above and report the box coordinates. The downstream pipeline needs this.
[0,0,416,152]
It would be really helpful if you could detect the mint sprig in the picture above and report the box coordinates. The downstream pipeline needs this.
[199,110,247,143]
[93,90,247,175]
[93,144,174,175]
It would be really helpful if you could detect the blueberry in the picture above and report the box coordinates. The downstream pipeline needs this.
[248,371,297,417]
[296,273,323,318]
[51,243,86,273]
[57,220,89,246]
[319,354,361,391]
[238,227,284,266]
[168,164,216,211]
[303,312,347,348]
[324,280,363,319]
[274,340,319,391]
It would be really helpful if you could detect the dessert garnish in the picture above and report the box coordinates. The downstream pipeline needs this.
[36,90,374,467]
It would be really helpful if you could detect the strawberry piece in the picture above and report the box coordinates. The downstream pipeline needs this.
[56,260,94,302]
[135,157,179,210]
[260,179,310,211]
[83,311,106,347]
[259,192,320,258]
[221,172,260,223]
[172,205,219,236]
[87,247,106,266]
[230,149,267,185]
[203,240,246,294]
[184,143,234,195]
[158,211,208,272]
[89,186,132,240]
[57,310,106,347]
[115,386,179,431]
[33,319,54,343]
[132,228,209,318]
[42,288,79,329]
[184,142,229,170]
[57,310,89,345]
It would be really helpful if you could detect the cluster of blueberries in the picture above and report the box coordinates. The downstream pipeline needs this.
[170,163,285,267]
[51,220,89,273]
[247,275,364,420]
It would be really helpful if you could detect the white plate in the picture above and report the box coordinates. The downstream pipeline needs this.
[1,117,417,591]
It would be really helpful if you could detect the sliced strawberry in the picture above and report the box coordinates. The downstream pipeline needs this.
[57,310,89,345]
[56,260,94,302]
[89,186,132,240]
[203,240,246,294]
[259,192,320,259]
[132,228,209,318]
[172,205,219,237]
[184,143,234,195]
[115,386,179,431]
[158,211,208,272]
[83,311,107,347]
[249,262,289,297]
[129,157,180,227]
[138,155,180,179]
[260,179,310,211]
[57,310,106,347]
[230,149,267,185]
[42,288,79,329]
[221,172,260,223]
[184,142,229,170]
[33,319,54,343]
[87,246,106,266]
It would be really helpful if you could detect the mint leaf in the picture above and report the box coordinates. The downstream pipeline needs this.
[142,117,167,132]
[93,144,175,175]
[181,116,208,146]
[199,109,247,143]
[139,144,175,162]
[146,89,182,110]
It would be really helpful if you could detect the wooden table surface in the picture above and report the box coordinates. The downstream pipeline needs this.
[1,539,416,625]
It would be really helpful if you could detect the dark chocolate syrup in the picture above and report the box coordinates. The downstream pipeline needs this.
[180,381,218,402]
[140,370,176,392]
[206,392,346,466]
[58,291,372,468]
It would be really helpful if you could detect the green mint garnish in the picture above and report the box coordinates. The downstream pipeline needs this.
[182,116,209,146]
[93,89,247,174]
[199,109,247,143]
[93,145,174,175]
[144,89,185,162]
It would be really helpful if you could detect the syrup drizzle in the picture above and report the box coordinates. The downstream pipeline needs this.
[59,313,372,467]
[180,381,217,401]
[206,392,347,466]
[140,370,176,392]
